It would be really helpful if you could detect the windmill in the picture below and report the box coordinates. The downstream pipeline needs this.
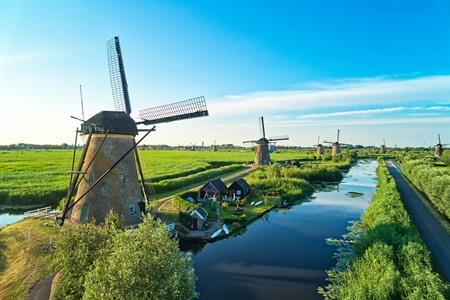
[379,138,387,154]
[324,129,351,156]
[435,133,449,158]
[314,136,324,155]
[60,36,208,226]
[243,116,289,166]
[211,139,218,152]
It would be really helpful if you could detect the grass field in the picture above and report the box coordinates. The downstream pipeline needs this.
[0,218,58,300]
[0,149,314,207]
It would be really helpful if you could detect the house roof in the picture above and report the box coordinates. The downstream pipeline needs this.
[231,178,251,190]
[202,178,227,193]
[190,206,208,220]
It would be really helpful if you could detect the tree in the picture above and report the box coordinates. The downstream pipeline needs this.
[82,215,196,300]
[52,221,116,300]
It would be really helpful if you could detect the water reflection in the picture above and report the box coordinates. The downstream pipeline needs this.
[183,159,378,300]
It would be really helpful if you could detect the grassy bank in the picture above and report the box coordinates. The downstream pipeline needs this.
[319,160,449,299]
[399,159,450,220]
[0,218,58,300]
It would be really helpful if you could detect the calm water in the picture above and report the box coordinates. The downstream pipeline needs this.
[0,212,26,227]
[184,159,378,300]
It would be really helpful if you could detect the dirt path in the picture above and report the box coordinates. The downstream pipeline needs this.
[28,272,56,300]
[386,159,450,281]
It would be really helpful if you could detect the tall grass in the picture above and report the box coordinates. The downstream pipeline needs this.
[400,159,450,220]
[319,161,449,299]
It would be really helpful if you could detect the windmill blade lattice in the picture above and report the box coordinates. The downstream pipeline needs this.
[138,96,208,125]
[107,36,132,114]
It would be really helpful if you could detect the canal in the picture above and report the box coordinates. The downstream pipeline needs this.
[184,159,378,300]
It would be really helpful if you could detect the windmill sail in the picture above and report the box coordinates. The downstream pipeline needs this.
[259,116,266,138]
[107,36,132,115]
[138,96,208,125]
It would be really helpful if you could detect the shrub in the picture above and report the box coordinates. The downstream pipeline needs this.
[82,216,196,300]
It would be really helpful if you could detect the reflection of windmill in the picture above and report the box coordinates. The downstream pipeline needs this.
[243,116,289,165]
[314,136,324,155]
[60,36,208,226]
[324,129,351,156]
[379,138,386,154]
[435,133,449,158]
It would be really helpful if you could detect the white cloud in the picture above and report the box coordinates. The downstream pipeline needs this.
[208,75,450,117]
[297,107,406,119]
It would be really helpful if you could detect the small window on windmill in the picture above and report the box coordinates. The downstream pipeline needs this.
[236,190,241,196]
[129,204,136,215]
[119,173,126,183]
[88,173,94,184]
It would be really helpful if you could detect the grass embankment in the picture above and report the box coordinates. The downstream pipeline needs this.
[399,159,450,220]
[319,161,449,299]
[0,218,58,300]
[0,149,313,207]
[150,164,244,194]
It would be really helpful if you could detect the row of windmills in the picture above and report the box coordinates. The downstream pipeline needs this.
[61,36,209,226]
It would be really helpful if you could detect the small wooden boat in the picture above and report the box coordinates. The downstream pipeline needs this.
[210,228,222,239]
[222,224,229,235]
[254,200,263,206]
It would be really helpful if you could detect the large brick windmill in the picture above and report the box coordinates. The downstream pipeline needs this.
[60,36,208,226]
[324,129,351,156]
[243,116,289,166]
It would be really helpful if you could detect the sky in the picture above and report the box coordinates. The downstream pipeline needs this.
[0,0,449,147]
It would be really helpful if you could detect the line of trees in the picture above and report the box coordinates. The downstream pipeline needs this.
[319,161,449,299]
[400,159,450,220]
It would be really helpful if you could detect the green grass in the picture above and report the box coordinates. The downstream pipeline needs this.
[319,160,449,299]
[0,218,59,300]
[0,149,314,207]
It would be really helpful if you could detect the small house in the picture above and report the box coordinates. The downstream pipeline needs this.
[199,178,227,201]
[190,206,209,230]
[227,178,251,200]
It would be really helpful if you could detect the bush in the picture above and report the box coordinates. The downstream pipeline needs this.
[82,216,196,300]
[53,214,196,300]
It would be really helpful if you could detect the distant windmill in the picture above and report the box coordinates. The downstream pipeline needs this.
[314,136,324,155]
[324,129,351,156]
[60,36,209,226]
[190,143,197,151]
[435,133,449,158]
[379,138,387,154]
[211,139,218,152]
[243,116,289,165]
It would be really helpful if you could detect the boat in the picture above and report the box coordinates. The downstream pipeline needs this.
[250,201,255,206]
[210,228,222,239]
[254,200,263,206]
[222,224,229,235]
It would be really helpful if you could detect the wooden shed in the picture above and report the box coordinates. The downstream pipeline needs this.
[227,178,251,200]
[189,206,209,230]
[199,178,227,201]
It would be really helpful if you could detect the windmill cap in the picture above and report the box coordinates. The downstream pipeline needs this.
[81,111,137,135]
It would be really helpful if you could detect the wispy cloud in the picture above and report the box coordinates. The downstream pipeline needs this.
[208,75,450,116]
[297,107,406,119]
[0,52,63,64]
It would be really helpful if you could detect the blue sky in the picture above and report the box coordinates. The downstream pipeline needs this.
[0,0,449,146]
